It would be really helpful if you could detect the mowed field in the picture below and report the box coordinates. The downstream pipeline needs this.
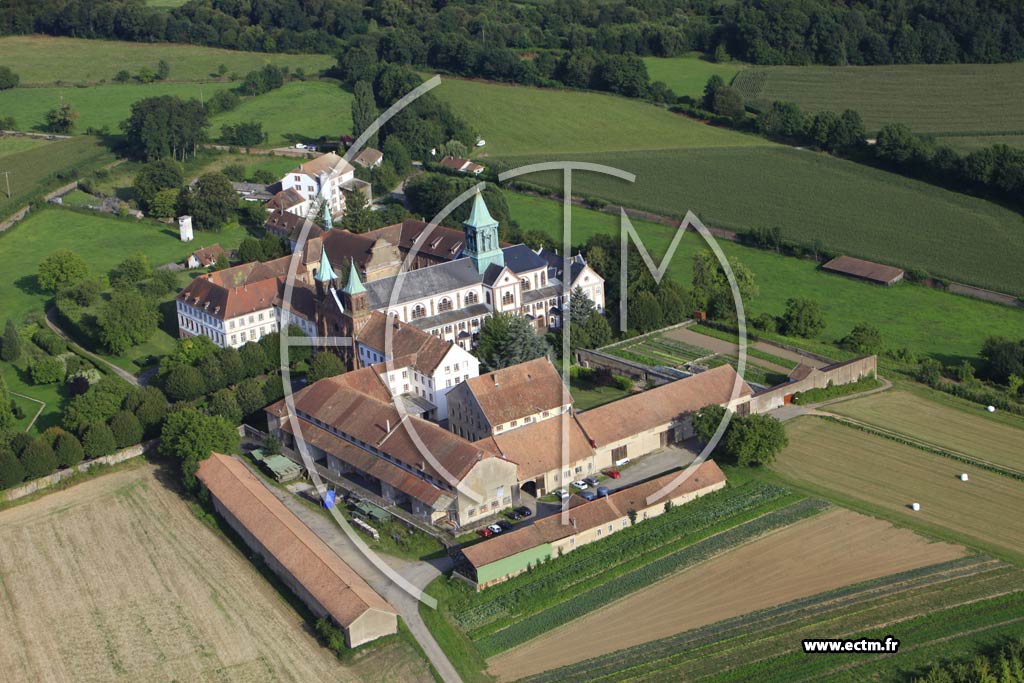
[0,463,433,682]
[505,193,1024,362]
[0,81,237,133]
[0,136,116,219]
[488,508,965,680]
[431,77,771,156]
[501,146,1024,295]
[830,390,1024,473]
[642,54,743,99]
[211,80,354,145]
[733,63,1024,150]
[0,36,334,85]
[773,417,1024,560]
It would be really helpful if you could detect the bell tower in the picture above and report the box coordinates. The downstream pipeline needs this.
[462,191,504,274]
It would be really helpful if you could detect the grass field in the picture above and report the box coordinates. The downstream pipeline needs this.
[0,136,54,157]
[0,81,237,134]
[830,390,1024,473]
[490,507,965,680]
[0,463,432,682]
[431,77,771,156]
[524,556,1024,683]
[500,146,1024,295]
[0,136,116,219]
[505,193,1024,363]
[211,80,354,145]
[642,54,743,99]
[772,417,1024,561]
[0,36,334,86]
[733,63,1024,151]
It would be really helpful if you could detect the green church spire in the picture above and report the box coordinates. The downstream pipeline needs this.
[314,244,337,283]
[463,190,504,274]
[341,258,366,295]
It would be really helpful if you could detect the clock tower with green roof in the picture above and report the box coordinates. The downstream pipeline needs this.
[462,191,504,274]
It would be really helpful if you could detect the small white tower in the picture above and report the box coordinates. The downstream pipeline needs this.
[178,215,194,242]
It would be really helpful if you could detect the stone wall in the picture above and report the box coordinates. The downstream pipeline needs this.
[749,355,877,413]
[3,442,150,502]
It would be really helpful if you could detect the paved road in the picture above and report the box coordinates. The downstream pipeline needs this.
[45,308,147,387]
[262,481,463,683]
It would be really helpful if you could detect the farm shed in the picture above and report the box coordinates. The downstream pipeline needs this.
[822,256,905,286]
[459,460,727,590]
[196,453,398,647]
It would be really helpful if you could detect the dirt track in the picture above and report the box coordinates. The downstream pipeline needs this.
[488,508,964,680]
[0,464,432,683]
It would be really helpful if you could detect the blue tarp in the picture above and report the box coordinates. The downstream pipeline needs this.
[323,490,336,508]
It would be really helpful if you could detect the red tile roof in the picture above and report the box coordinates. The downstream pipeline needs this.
[463,358,570,427]
[822,256,905,284]
[355,311,456,374]
[577,365,752,447]
[475,413,593,480]
[196,453,395,627]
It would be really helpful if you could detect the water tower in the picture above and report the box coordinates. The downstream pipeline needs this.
[178,215,194,242]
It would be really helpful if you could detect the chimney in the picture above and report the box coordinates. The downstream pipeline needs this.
[385,419,390,433]
[570,517,576,529]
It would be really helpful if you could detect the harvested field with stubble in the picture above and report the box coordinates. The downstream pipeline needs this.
[0,463,432,683]
[487,508,963,681]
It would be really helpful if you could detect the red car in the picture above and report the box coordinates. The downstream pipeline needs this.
[477,527,494,538]
[605,469,621,479]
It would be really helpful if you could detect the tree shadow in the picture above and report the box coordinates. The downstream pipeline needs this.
[14,274,42,297]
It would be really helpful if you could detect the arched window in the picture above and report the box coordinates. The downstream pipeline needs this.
[438,297,453,312]
[520,277,531,292]
[412,304,426,319]
[465,291,479,305]
[502,291,514,305]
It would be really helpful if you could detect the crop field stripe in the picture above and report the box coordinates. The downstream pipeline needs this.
[475,498,830,657]
[518,557,1013,683]
[457,482,795,636]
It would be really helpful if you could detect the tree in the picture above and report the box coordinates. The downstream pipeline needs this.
[127,386,169,437]
[156,59,170,80]
[98,290,158,354]
[476,313,548,371]
[220,121,266,146]
[62,376,134,434]
[121,95,209,161]
[307,352,347,383]
[724,414,788,466]
[352,80,379,146]
[583,311,612,349]
[136,66,156,83]
[979,337,1024,385]
[158,407,238,489]
[164,364,206,402]
[841,323,883,355]
[701,74,724,110]
[569,286,596,326]
[54,432,84,468]
[693,404,727,445]
[82,423,117,458]
[382,136,411,175]
[691,250,757,320]
[180,172,236,231]
[207,388,242,424]
[29,357,65,385]
[1,319,21,362]
[712,86,745,121]
[110,410,143,448]
[0,374,15,436]
[240,342,269,378]
[45,102,78,134]
[133,158,183,211]
[219,346,246,386]
[757,101,806,138]
[628,291,663,333]
[109,252,151,289]
[114,69,130,83]
[340,189,375,233]
[20,438,57,479]
[780,298,826,338]
[236,378,267,416]
[38,249,89,292]
[150,188,179,218]
[0,448,24,488]
[0,66,19,90]
[237,237,266,263]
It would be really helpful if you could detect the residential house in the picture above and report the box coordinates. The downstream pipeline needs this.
[186,244,226,269]
[439,156,485,175]
[352,147,384,169]
[280,152,355,219]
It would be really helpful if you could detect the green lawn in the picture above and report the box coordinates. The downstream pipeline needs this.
[431,76,771,156]
[505,192,1024,364]
[569,378,632,410]
[0,206,247,328]
[499,146,1024,295]
[211,80,354,145]
[0,136,54,157]
[643,54,744,99]
[0,36,334,86]
[0,136,116,219]
[732,63,1024,143]
[0,81,237,134]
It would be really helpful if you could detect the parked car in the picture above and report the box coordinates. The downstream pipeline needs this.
[508,510,522,521]
[571,480,589,490]
[487,524,504,535]
[583,476,600,487]
[605,469,621,479]
[514,506,532,517]
[555,488,569,500]
[578,490,597,501]
[597,486,610,497]
[477,527,494,538]
[496,519,513,531]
